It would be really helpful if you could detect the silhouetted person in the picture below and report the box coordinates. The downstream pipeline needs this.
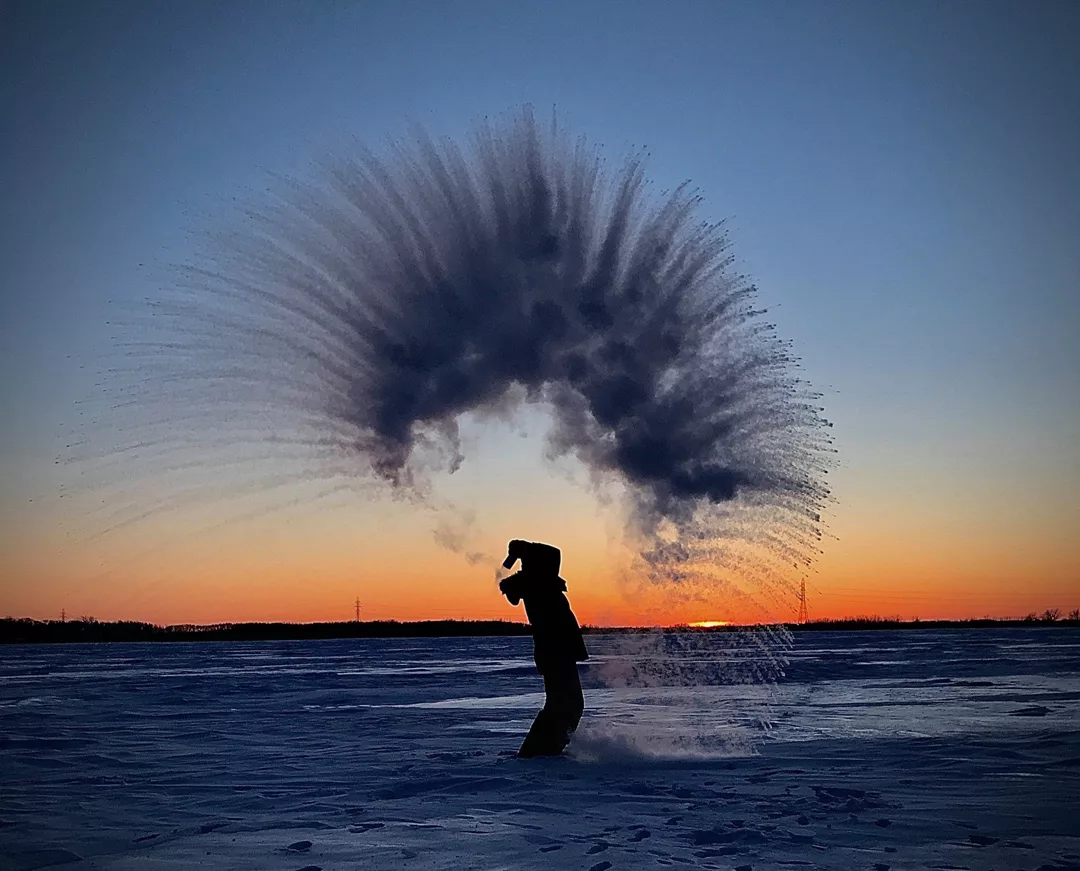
[499,539,588,757]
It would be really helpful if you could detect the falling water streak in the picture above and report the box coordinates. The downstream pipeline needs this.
[69,107,834,743]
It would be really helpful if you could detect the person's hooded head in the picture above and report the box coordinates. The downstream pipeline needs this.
[502,540,561,576]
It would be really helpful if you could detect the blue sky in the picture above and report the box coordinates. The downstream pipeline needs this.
[2,1,1078,620]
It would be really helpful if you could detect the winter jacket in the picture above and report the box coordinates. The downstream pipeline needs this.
[499,541,588,672]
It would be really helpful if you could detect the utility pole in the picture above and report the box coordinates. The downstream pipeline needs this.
[354,597,361,622]
[797,580,809,624]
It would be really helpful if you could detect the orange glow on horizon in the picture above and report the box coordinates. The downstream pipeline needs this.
[5,521,1078,627]
[4,433,1078,627]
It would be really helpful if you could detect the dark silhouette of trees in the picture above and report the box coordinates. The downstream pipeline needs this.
[0,617,534,644]
[2,609,1078,644]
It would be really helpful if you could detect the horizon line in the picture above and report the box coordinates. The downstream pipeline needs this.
[4,612,1079,631]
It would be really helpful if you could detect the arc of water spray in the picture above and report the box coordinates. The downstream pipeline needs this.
[75,108,834,719]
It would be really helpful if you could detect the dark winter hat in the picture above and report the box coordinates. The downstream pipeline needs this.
[501,540,561,575]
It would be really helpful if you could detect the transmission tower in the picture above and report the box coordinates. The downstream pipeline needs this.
[354,597,361,622]
[797,580,809,624]
[61,608,66,623]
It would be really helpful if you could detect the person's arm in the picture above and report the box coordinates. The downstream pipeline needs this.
[502,540,526,570]
[499,572,526,606]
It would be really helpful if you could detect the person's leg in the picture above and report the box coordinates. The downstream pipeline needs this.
[562,661,584,735]
[517,669,561,758]
[516,707,558,758]
[517,661,585,757]
[550,661,583,752]
[522,662,581,756]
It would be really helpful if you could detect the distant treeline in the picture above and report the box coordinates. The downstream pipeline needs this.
[788,613,1080,631]
[1,613,1077,644]
[0,618,534,645]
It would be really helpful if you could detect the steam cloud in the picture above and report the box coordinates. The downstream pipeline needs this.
[88,108,832,617]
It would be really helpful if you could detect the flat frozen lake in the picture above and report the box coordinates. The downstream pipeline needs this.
[3,629,1078,870]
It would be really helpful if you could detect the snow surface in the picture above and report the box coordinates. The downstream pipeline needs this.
[2,629,1078,870]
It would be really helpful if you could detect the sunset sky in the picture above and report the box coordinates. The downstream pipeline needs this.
[3,1,1078,626]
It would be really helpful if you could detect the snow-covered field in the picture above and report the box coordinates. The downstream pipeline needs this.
[3,629,1078,871]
